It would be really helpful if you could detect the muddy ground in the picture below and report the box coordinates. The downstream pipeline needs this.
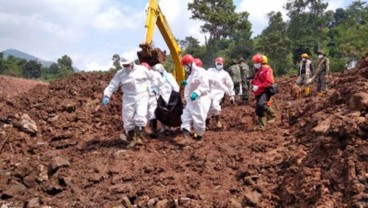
[0,55,367,208]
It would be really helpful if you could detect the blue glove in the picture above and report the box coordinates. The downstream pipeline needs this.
[151,86,159,94]
[190,92,199,101]
[181,80,187,86]
[102,96,110,107]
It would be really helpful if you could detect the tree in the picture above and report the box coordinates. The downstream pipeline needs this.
[57,55,73,72]
[285,0,330,63]
[112,54,121,71]
[225,11,253,63]
[187,0,252,67]
[0,53,4,74]
[255,12,292,75]
[188,0,239,44]
[23,60,42,78]
[57,55,73,77]
[2,55,23,77]
[179,36,205,59]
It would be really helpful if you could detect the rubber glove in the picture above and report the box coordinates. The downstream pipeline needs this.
[102,96,110,107]
[252,85,259,92]
[151,86,159,94]
[190,92,199,101]
[181,80,187,86]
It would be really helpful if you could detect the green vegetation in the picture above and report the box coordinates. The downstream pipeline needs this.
[0,53,75,81]
[177,0,368,75]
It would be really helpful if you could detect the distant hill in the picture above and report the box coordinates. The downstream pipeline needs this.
[2,49,55,68]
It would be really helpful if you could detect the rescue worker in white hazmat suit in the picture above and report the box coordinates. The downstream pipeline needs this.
[140,62,161,138]
[151,63,180,135]
[180,54,211,141]
[101,57,169,148]
[206,57,235,129]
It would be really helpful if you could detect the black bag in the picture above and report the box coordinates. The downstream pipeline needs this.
[155,91,183,127]
[267,83,279,95]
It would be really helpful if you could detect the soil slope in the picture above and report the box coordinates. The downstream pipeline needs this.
[0,55,367,207]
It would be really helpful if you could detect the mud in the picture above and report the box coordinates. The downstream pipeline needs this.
[0,55,367,207]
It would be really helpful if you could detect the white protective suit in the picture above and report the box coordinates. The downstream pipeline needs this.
[207,67,235,117]
[152,64,180,94]
[103,64,169,133]
[181,64,211,136]
[146,69,162,120]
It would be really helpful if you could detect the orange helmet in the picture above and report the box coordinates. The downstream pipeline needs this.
[194,58,203,67]
[215,57,225,64]
[181,54,194,65]
[140,62,151,70]
[252,54,263,64]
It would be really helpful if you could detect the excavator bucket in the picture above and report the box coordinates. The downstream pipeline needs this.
[137,43,166,66]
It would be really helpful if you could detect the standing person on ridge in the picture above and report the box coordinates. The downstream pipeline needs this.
[310,50,330,97]
[206,57,235,129]
[250,54,277,131]
[180,54,210,141]
[296,53,314,96]
[101,57,169,148]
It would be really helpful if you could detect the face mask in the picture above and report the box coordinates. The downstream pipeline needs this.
[302,58,306,61]
[122,63,133,70]
[318,55,324,59]
[215,63,223,70]
[184,64,192,74]
[254,63,261,69]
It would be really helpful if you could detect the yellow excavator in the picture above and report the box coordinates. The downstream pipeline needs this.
[137,0,185,84]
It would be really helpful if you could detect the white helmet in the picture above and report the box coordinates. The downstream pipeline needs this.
[152,63,165,74]
[120,56,134,66]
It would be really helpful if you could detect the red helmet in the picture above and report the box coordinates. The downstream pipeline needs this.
[194,58,203,67]
[181,54,194,65]
[252,54,263,64]
[140,62,151,70]
[215,57,225,64]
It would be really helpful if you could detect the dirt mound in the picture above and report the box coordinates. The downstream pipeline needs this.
[0,58,367,207]
[0,76,48,98]
[276,54,368,207]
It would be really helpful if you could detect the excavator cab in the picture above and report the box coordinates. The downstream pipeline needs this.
[137,43,166,66]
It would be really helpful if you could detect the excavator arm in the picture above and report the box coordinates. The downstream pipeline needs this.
[137,0,185,84]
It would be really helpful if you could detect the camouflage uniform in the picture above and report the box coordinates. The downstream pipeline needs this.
[315,57,330,93]
[228,60,250,102]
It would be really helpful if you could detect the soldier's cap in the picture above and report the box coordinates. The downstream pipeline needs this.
[231,58,238,64]
[317,50,326,55]
[238,57,245,63]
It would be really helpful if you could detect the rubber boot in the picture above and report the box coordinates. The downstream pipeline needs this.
[126,130,136,148]
[205,119,211,130]
[182,128,191,139]
[149,119,158,138]
[215,115,222,128]
[258,117,267,131]
[266,107,276,123]
[304,86,310,96]
[135,127,143,145]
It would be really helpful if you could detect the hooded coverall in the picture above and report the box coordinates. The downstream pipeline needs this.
[207,67,235,117]
[152,65,179,132]
[181,65,211,137]
[103,64,169,134]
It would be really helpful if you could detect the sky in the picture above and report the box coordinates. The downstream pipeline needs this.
[0,0,355,71]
